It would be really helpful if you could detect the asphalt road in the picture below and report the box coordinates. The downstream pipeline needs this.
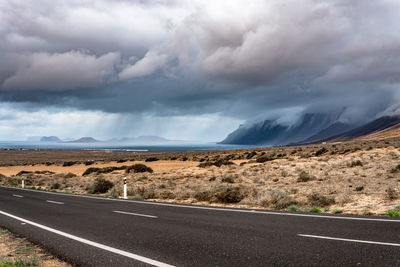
[0,186,399,266]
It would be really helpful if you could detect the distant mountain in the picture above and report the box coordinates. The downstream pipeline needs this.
[220,113,346,145]
[109,135,177,144]
[40,136,62,142]
[316,115,400,143]
[69,137,99,143]
[296,122,354,144]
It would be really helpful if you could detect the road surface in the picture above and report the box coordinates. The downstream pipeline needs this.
[0,186,399,266]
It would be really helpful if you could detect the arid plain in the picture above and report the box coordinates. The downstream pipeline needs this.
[1,139,400,216]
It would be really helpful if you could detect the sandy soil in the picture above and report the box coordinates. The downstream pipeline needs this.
[0,160,201,176]
[0,228,70,266]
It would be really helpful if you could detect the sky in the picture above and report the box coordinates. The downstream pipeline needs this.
[1,0,400,141]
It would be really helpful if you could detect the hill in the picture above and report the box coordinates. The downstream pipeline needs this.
[70,137,99,143]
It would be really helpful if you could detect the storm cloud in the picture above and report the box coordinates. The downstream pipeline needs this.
[1,0,400,140]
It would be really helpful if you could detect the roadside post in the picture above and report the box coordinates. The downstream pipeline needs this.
[22,179,24,189]
[123,177,127,199]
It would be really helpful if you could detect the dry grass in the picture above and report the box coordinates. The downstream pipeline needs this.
[0,228,70,266]
[2,139,400,215]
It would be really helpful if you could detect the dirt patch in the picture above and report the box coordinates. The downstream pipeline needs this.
[0,228,70,266]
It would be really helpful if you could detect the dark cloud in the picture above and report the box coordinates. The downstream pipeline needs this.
[0,0,400,139]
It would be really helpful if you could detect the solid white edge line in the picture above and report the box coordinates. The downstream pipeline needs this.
[46,200,64,205]
[12,194,23,198]
[0,210,174,267]
[113,210,158,218]
[298,234,400,247]
[2,186,400,223]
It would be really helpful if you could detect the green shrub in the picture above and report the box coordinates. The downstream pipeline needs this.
[287,205,302,212]
[132,195,143,201]
[333,209,343,214]
[0,257,39,267]
[86,178,114,194]
[386,210,400,217]
[309,207,323,213]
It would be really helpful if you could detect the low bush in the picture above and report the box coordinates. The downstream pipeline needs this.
[333,209,343,214]
[215,186,245,203]
[198,160,234,168]
[194,191,214,202]
[63,172,76,178]
[297,171,315,183]
[349,160,363,167]
[390,164,400,173]
[15,171,32,176]
[86,178,114,194]
[51,182,61,190]
[84,160,95,166]
[221,176,235,183]
[82,167,101,176]
[125,164,153,173]
[309,207,323,213]
[307,193,335,207]
[386,210,400,217]
[258,189,297,210]
[315,147,328,156]
[256,155,274,163]
[63,161,77,167]
[386,187,399,200]
[287,205,302,212]
[246,151,257,159]
[83,166,129,176]
[145,157,159,162]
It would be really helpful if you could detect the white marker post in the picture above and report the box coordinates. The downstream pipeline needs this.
[22,179,24,189]
[123,177,127,199]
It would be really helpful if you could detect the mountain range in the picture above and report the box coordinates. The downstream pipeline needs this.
[220,113,400,146]
[26,135,175,144]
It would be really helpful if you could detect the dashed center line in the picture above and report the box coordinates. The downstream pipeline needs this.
[113,210,158,219]
[46,200,64,205]
[298,234,400,247]
[0,210,174,267]
[13,194,23,198]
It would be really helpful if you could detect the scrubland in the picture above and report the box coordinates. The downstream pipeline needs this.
[1,139,400,216]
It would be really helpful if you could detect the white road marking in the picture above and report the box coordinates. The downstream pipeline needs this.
[0,210,174,267]
[113,210,158,218]
[13,194,23,198]
[46,200,64,205]
[298,234,400,247]
[3,186,400,223]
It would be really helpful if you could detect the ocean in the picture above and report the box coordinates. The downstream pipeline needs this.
[0,141,266,151]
